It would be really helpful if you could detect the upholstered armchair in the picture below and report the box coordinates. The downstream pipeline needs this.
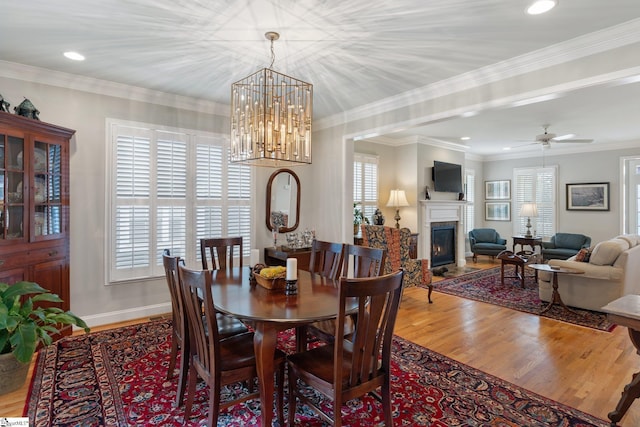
[542,233,591,261]
[468,228,507,262]
[360,225,433,302]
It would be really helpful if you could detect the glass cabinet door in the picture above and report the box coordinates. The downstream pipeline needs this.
[1,133,25,240]
[34,140,63,238]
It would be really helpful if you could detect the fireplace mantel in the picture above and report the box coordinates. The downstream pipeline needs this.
[420,200,467,267]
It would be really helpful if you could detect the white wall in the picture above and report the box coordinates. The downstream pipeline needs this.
[1,39,639,326]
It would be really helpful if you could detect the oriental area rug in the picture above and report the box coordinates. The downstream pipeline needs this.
[429,267,614,331]
[24,320,609,426]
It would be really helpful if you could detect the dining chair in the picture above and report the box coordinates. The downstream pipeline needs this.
[163,250,248,407]
[308,239,344,280]
[200,236,243,270]
[306,244,387,346]
[177,265,286,426]
[287,269,405,427]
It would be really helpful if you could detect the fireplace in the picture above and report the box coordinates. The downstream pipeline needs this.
[419,200,467,268]
[431,224,456,267]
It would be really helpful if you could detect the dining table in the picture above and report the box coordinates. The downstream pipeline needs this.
[210,266,356,426]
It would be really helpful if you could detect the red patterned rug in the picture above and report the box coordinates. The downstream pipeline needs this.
[429,267,614,331]
[25,320,609,426]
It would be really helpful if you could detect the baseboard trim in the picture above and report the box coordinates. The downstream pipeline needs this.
[77,303,172,329]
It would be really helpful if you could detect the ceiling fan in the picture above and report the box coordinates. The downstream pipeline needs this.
[523,124,594,148]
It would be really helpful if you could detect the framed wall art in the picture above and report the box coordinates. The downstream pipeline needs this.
[566,182,610,211]
[485,202,511,221]
[485,180,511,200]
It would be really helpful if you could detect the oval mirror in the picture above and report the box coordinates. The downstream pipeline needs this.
[266,168,300,233]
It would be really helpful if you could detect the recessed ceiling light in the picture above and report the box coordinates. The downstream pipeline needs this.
[63,51,85,61]
[503,147,512,151]
[460,136,470,141]
[527,0,558,15]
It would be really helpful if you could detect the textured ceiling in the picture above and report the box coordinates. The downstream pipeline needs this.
[1,0,639,155]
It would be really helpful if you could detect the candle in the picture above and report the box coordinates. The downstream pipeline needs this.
[250,249,260,266]
[286,258,297,280]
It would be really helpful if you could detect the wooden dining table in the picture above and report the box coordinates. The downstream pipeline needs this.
[210,266,356,426]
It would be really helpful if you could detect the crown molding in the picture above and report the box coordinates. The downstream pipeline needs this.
[0,60,229,117]
[316,18,640,131]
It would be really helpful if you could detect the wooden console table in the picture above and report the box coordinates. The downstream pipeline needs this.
[602,295,640,426]
[264,246,312,271]
[512,235,543,253]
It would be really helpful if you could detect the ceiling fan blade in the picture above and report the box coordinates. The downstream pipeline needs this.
[551,138,593,143]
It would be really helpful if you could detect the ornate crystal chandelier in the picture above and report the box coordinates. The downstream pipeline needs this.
[230,32,313,166]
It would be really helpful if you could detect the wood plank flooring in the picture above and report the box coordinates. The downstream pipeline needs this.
[2,259,639,425]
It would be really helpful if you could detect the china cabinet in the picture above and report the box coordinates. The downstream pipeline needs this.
[0,112,74,329]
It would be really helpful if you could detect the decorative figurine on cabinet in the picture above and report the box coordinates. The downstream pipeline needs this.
[372,208,385,225]
[14,98,40,120]
[0,94,9,113]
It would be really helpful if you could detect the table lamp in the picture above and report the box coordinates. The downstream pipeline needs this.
[519,203,538,238]
[386,189,410,229]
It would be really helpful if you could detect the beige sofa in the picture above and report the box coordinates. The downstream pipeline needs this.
[538,234,640,312]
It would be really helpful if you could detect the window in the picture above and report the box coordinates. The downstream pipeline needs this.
[353,153,379,221]
[464,169,475,234]
[108,121,252,283]
[513,166,557,239]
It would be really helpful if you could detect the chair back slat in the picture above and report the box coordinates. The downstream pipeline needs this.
[343,244,386,278]
[178,265,219,377]
[163,249,186,342]
[309,239,344,280]
[200,237,243,270]
[335,270,404,389]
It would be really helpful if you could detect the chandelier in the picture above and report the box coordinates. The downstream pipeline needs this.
[230,32,313,166]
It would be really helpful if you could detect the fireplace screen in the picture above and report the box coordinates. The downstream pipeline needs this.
[431,225,456,267]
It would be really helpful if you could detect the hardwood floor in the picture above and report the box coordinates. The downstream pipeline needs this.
[3,259,639,425]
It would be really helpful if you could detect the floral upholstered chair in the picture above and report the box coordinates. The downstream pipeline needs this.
[361,225,433,303]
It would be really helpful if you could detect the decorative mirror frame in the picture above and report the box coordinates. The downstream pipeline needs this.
[266,168,301,232]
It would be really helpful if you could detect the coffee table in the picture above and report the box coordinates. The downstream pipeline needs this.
[497,250,540,288]
[527,264,584,314]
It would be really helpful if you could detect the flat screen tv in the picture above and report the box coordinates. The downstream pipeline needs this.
[432,161,463,193]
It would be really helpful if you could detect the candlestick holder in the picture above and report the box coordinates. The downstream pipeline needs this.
[285,279,298,296]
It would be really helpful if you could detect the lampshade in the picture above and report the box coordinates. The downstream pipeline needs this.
[230,32,313,167]
[386,190,410,208]
[519,203,538,217]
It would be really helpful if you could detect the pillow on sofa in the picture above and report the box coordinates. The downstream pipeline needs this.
[575,248,591,262]
[589,238,629,266]
[616,234,640,248]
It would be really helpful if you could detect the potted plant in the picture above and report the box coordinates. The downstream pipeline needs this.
[353,203,370,235]
[0,281,89,394]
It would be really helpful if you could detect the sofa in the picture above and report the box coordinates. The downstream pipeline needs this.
[360,225,433,302]
[541,232,591,261]
[538,234,640,312]
[468,228,507,262]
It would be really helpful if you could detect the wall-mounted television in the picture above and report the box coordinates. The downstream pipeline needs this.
[432,161,463,193]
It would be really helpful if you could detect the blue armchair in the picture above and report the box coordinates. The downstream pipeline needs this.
[542,233,591,261]
[469,228,507,262]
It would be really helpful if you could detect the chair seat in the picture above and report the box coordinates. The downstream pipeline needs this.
[288,343,355,385]
[216,313,248,338]
[219,331,286,370]
[473,242,506,251]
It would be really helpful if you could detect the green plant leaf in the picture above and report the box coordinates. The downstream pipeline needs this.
[32,293,63,303]
[0,329,9,354]
[2,281,47,300]
[10,322,37,363]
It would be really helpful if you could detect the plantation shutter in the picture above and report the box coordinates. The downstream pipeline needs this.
[109,122,252,283]
[513,166,557,239]
[354,153,379,222]
[464,170,475,234]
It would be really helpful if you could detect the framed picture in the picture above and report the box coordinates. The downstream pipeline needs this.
[566,182,610,211]
[485,180,511,200]
[485,202,511,221]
